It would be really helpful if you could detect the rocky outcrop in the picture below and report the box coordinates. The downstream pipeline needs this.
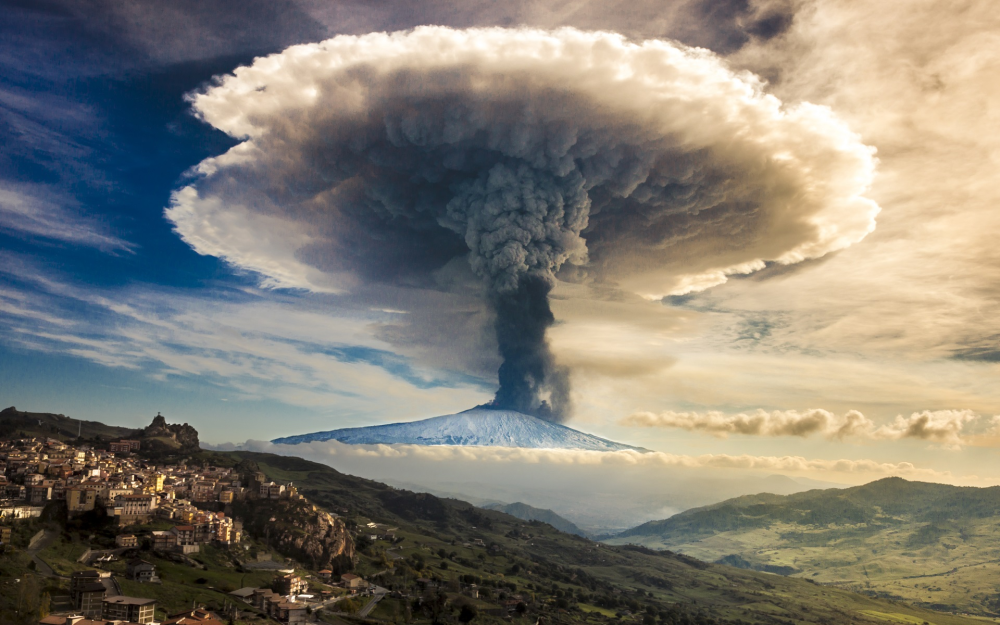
[236,498,354,570]
[141,414,200,452]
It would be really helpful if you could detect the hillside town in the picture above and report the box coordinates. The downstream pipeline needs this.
[0,433,368,625]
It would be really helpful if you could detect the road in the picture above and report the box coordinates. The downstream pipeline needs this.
[27,529,63,579]
[357,586,388,618]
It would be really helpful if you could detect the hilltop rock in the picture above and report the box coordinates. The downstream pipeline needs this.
[140,413,200,454]
[236,498,354,570]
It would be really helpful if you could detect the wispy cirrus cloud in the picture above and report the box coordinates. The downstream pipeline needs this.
[0,254,489,423]
[621,408,988,450]
[0,183,133,253]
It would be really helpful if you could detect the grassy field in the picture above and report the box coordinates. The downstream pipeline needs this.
[37,535,92,576]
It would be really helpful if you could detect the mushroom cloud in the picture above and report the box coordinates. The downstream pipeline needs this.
[167,27,878,421]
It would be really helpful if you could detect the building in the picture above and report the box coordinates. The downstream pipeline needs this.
[114,494,156,517]
[102,596,157,624]
[0,526,11,545]
[67,487,97,514]
[252,588,280,610]
[275,573,307,596]
[163,608,225,625]
[126,559,157,582]
[70,570,113,617]
[27,483,53,504]
[109,440,141,454]
[37,617,129,625]
[172,525,195,545]
[75,583,108,617]
[116,534,138,548]
[229,587,257,602]
[341,573,366,591]
[151,530,176,550]
[273,601,308,624]
[259,481,285,499]
[192,481,217,503]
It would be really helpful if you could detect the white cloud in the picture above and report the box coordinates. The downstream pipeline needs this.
[168,26,877,299]
[873,410,980,450]
[621,408,872,439]
[698,0,1000,362]
[621,407,988,450]
[223,438,985,485]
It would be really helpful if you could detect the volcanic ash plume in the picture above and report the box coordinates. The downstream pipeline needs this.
[167,27,879,421]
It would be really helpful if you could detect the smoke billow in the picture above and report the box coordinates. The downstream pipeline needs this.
[167,27,878,421]
[491,275,570,418]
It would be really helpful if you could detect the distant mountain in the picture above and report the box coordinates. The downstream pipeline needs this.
[605,477,1000,616]
[272,407,647,452]
[482,501,589,537]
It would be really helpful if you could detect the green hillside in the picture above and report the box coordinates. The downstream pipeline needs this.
[0,406,136,441]
[482,502,589,537]
[213,451,986,625]
[605,478,1000,616]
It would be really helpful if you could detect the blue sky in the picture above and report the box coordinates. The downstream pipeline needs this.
[0,0,497,436]
[2,0,999,488]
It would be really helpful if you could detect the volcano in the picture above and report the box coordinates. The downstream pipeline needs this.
[271,407,647,452]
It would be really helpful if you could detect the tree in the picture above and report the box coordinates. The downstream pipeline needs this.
[339,598,359,614]
[459,604,478,623]
[420,589,449,624]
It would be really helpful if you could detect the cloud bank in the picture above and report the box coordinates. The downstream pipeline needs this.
[622,408,988,449]
[213,438,983,485]
[167,26,877,420]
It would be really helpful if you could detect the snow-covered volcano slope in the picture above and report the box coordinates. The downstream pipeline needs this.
[271,407,647,452]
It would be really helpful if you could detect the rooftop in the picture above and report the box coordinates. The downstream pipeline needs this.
[103,595,157,606]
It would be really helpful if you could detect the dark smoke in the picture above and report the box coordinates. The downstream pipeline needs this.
[490,275,571,419]
[443,161,589,420]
